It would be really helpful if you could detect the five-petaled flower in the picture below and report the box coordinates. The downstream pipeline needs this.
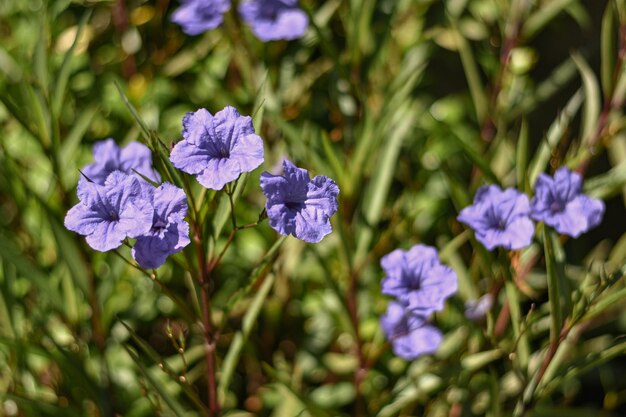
[65,171,154,252]
[170,106,265,190]
[381,244,457,316]
[132,183,191,269]
[171,0,231,35]
[260,160,339,243]
[457,185,534,251]
[380,301,443,360]
[530,167,605,237]
[239,0,308,41]
[81,139,160,186]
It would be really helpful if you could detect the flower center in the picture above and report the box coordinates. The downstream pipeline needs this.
[284,201,305,211]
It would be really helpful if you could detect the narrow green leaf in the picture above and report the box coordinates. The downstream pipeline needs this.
[123,345,189,417]
[543,228,566,344]
[114,80,150,138]
[522,0,578,40]
[600,1,616,96]
[354,103,413,265]
[571,52,601,145]
[120,320,208,413]
[219,273,276,402]
[528,89,584,186]
[52,10,91,116]
[516,118,529,192]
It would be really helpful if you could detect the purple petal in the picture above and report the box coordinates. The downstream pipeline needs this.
[170,140,212,175]
[195,158,242,190]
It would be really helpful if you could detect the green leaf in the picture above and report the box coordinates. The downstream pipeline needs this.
[219,273,276,402]
[528,89,584,186]
[52,10,91,116]
[123,345,190,417]
[571,52,601,145]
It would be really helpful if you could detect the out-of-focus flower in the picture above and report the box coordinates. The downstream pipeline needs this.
[65,171,153,251]
[170,106,264,190]
[464,293,494,321]
[458,185,534,250]
[171,0,231,35]
[81,139,160,186]
[132,183,190,269]
[380,301,443,360]
[381,244,457,316]
[260,160,339,243]
[530,167,604,237]
[239,0,308,41]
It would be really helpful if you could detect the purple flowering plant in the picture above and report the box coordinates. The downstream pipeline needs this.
[65,171,154,252]
[531,167,605,237]
[80,138,160,185]
[239,0,309,41]
[260,159,339,243]
[458,185,535,251]
[171,0,231,35]
[379,244,457,359]
[170,106,265,191]
[16,3,626,416]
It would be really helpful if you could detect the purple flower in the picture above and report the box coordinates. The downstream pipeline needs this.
[381,302,443,360]
[81,139,160,186]
[530,167,605,237]
[260,160,339,243]
[170,106,264,190]
[64,171,153,252]
[132,183,191,269]
[381,244,457,316]
[171,0,231,35]
[464,294,494,321]
[458,185,534,251]
[239,0,308,41]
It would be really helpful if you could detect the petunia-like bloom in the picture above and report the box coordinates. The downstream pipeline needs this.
[458,185,535,251]
[381,244,457,316]
[81,139,160,186]
[170,106,264,190]
[65,171,153,252]
[171,0,231,35]
[380,301,443,360]
[132,183,191,269]
[260,160,339,243]
[530,167,605,237]
[239,0,308,41]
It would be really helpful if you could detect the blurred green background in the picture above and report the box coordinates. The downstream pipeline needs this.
[1,0,626,416]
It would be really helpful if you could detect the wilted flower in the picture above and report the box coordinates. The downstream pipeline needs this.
[171,0,231,35]
[458,185,534,251]
[170,106,264,190]
[239,0,308,41]
[381,301,443,360]
[81,139,160,186]
[260,160,339,243]
[381,244,457,316]
[65,171,153,252]
[530,167,605,237]
[132,183,190,269]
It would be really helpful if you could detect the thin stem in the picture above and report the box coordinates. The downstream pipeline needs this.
[192,218,220,416]
[346,269,367,417]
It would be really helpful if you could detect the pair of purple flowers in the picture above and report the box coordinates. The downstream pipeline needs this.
[170,106,339,243]
[65,140,190,269]
[457,169,605,251]
[380,245,458,360]
[172,0,308,42]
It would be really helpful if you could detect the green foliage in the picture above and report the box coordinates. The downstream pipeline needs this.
[0,0,626,416]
